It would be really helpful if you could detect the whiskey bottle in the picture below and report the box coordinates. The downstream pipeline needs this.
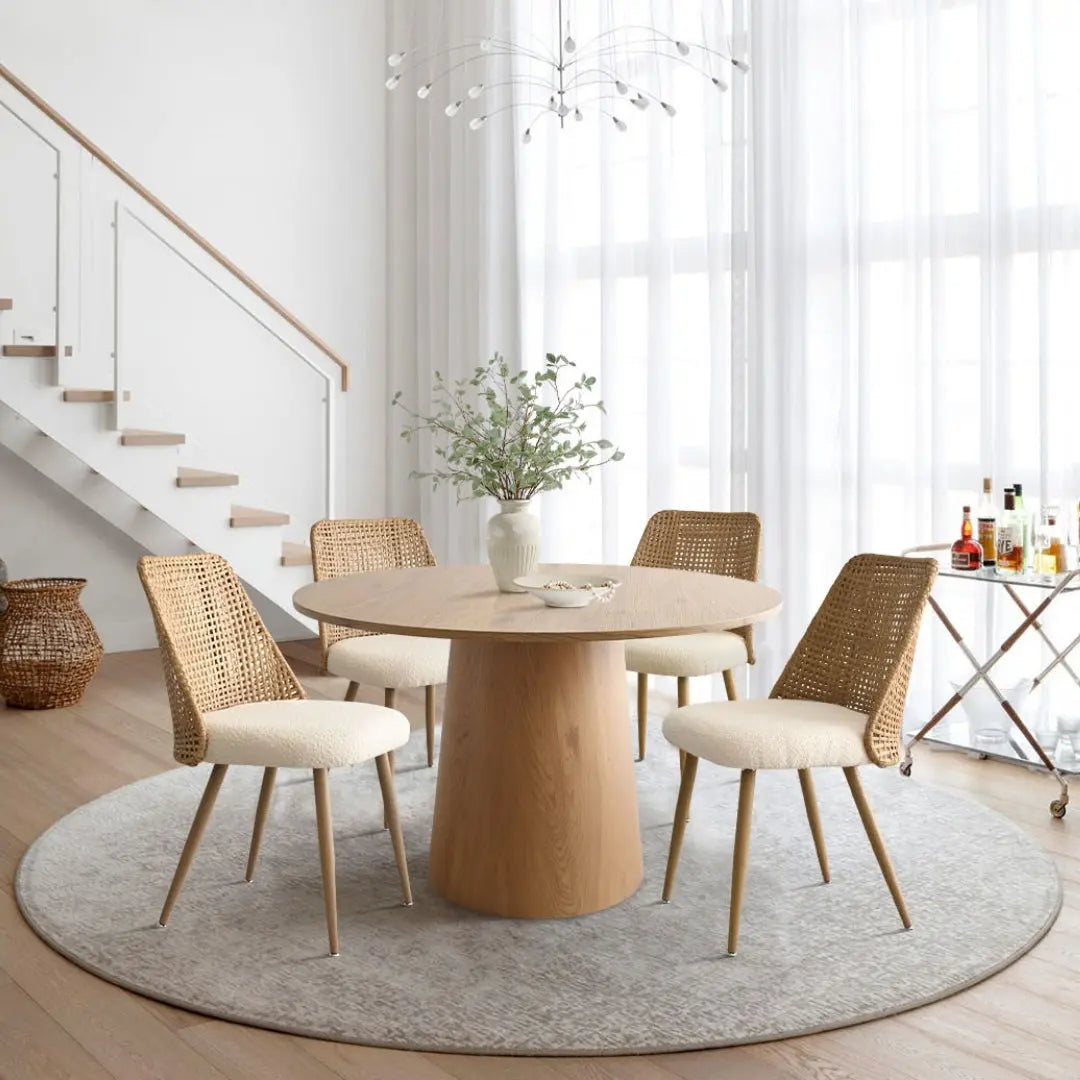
[1035,507,1067,577]
[951,506,983,571]
[977,476,997,567]
[997,488,1024,575]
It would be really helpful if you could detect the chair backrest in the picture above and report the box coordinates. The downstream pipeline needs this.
[770,553,938,767]
[309,517,437,661]
[631,510,762,663]
[138,553,304,765]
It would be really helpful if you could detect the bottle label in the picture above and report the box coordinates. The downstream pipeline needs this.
[951,549,980,571]
[977,519,996,563]
[997,525,1023,569]
[1036,552,1059,575]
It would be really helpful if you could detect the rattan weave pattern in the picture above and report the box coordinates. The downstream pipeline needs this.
[138,554,304,766]
[0,578,103,709]
[309,518,437,665]
[770,554,937,767]
[630,510,761,663]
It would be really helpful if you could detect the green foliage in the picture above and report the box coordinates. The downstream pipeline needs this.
[393,353,625,502]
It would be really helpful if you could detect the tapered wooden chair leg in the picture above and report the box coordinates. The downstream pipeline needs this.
[728,769,757,955]
[376,753,413,906]
[662,754,699,902]
[344,681,360,703]
[723,669,738,701]
[384,687,397,767]
[636,673,648,761]
[844,766,911,929]
[245,766,278,882]
[425,685,436,767]
[382,687,397,827]
[676,677,690,773]
[159,763,228,927]
[312,768,340,956]
[797,768,830,883]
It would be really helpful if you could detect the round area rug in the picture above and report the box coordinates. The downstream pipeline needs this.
[16,726,1061,1056]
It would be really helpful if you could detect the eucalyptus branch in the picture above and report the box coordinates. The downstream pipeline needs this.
[393,353,624,503]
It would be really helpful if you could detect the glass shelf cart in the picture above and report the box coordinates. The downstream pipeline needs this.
[901,544,1080,818]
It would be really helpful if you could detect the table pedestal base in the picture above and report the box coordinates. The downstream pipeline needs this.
[429,638,644,918]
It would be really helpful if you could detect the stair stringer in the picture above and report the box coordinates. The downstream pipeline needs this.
[0,394,316,641]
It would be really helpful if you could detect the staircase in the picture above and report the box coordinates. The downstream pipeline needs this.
[0,64,345,633]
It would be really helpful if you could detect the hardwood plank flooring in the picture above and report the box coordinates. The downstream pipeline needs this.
[0,648,1075,1079]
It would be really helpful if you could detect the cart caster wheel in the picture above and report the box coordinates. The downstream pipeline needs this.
[1050,799,1067,819]
[899,761,912,778]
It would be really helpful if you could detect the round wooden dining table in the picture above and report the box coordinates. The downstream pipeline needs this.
[294,563,781,919]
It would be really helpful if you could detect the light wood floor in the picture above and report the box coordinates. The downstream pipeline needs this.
[1,645,1076,1080]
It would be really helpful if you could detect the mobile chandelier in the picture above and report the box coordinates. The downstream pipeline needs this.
[385,0,748,143]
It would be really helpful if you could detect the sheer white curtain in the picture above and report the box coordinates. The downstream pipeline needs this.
[385,0,521,561]
[386,0,1080,710]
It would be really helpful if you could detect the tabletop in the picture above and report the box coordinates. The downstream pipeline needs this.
[293,563,782,643]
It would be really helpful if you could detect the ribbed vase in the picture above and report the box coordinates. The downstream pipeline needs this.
[0,578,103,709]
[486,500,540,592]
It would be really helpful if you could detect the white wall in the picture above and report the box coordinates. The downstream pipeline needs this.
[0,445,151,650]
[0,0,387,649]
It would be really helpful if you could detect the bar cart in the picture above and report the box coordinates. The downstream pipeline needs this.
[901,544,1080,818]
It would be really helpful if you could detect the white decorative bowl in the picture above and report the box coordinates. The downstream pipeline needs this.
[513,574,621,608]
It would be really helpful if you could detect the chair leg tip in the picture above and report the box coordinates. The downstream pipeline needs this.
[156,922,167,930]
[727,949,737,957]
[329,950,340,958]
[660,897,670,904]
[401,899,414,907]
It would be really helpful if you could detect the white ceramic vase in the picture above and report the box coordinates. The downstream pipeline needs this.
[487,499,540,592]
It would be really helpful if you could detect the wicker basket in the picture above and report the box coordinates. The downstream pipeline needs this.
[0,578,103,709]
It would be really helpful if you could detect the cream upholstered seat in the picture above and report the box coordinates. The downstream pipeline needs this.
[326,634,449,691]
[311,517,448,767]
[663,700,870,771]
[138,552,413,958]
[204,700,409,769]
[626,631,748,679]
[626,510,761,761]
[661,553,938,956]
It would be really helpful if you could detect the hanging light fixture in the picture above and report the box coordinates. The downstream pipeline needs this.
[386,0,748,144]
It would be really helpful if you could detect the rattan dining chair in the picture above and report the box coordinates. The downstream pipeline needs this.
[626,510,762,761]
[310,518,449,767]
[139,553,413,957]
[661,553,937,955]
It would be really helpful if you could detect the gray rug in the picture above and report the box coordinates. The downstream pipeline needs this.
[15,726,1061,1056]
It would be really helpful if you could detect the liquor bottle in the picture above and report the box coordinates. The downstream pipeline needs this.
[977,476,997,567]
[951,506,983,571]
[1013,482,1031,570]
[997,488,1024,575]
[1035,507,1067,577]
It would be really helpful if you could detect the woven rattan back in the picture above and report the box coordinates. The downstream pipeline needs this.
[309,518,437,662]
[770,554,937,767]
[631,510,762,663]
[138,553,304,766]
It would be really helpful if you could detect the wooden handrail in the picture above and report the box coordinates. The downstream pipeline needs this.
[0,62,349,391]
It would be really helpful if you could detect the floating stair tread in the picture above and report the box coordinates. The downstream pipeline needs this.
[121,429,186,447]
[0,299,12,310]
[230,505,290,528]
[63,388,130,403]
[3,344,73,357]
[176,467,239,488]
[281,542,312,567]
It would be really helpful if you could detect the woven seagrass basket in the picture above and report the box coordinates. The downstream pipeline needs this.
[0,578,103,709]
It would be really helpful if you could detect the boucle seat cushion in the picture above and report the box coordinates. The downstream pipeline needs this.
[204,700,410,768]
[327,634,450,689]
[625,631,748,677]
[663,699,871,770]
